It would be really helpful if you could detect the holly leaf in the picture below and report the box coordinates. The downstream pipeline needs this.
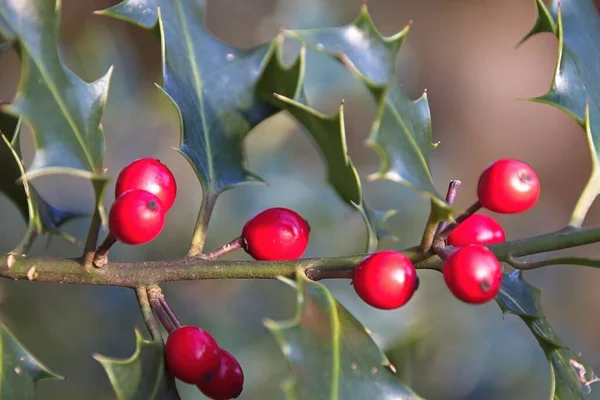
[0,0,111,218]
[94,330,180,400]
[0,319,64,398]
[265,272,422,400]
[0,112,85,252]
[97,0,301,200]
[523,0,600,227]
[284,5,451,219]
[496,271,599,399]
[256,45,395,251]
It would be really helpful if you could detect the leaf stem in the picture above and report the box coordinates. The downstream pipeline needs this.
[201,237,245,260]
[418,200,440,253]
[148,285,176,333]
[188,192,217,257]
[135,286,161,341]
[82,208,103,268]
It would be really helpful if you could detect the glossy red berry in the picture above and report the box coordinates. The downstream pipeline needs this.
[109,189,165,245]
[115,158,177,211]
[197,349,244,400]
[241,207,310,261]
[165,326,221,385]
[477,158,540,214]
[442,245,502,304]
[352,250,418,310]
[447,214,506,247]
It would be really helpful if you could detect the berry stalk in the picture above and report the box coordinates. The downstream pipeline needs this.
[92,233,117,268]
[201,237,245,260]
[148,285,177,333]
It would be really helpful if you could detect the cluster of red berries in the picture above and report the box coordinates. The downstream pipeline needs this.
[166,326,244,400]
[109,158,177,245]
[352,159,540,309]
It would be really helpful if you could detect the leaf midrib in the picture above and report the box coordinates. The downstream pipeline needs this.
[172,0,215,189]
[386,99,435,188]
[0,7,96,174]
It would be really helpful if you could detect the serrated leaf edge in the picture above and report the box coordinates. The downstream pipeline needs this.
[93,329,163,400]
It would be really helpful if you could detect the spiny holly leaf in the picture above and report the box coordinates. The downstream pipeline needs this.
[94,330,180,400]
[265,272,422,400]
[98,0,302,200]
[260,92,395,251]
[255,40,395,251]
[0,319,64,398]
[497,271,599,399]
[0,112,84,251]
[285,4,407,85]
[0,0,111,218]
[523,0,600,227]
[284,5,451,219]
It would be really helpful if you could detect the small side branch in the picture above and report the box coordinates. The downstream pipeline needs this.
[148,285,177,333]
[135,286,161,341]
[201,237,245,260]
[505,255,600,270]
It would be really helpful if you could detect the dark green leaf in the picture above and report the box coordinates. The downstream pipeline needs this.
[0,319,64,398]
[261,91,395,251]
[0,113,84,252]
[524,0,600,226]
[497,271,598,398]
[0,0,110,220]
[98,0,297,198]
[265,273,422,400]
[285,4,407,85]
[94,330,179,400]
[255,40,395,251]
[285,5,451,218]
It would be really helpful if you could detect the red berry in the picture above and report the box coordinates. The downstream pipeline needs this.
[115,158,177,211]
[197,349,244,400]
[442,245,502,304]
[447,214,506,247]
[477,159,540,213]
[241,207,310,261]
[109,189,165,245]
[165,326,221,385]
[352,250,418,310]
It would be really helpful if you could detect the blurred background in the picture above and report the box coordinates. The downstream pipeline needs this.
[1,0,599,399]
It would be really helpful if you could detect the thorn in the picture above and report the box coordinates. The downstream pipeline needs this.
[389,363,397,373]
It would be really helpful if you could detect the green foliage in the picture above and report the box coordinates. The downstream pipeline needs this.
[94,330,179,400]
[285,6,451,219]
[497,271,598,399]
[0,320,63,398]
[99,0,291,199]
[0,0,111,221]
[0,112,84,251]
[265,272,422,400]
[524,0,600,227]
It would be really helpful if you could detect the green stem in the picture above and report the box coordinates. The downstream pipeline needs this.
[1,225,600,287]
[135,286,161,341]
[188,192,217,257]
[505,255,600,270]
[81,208,102,268]
[418,201,439,253]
